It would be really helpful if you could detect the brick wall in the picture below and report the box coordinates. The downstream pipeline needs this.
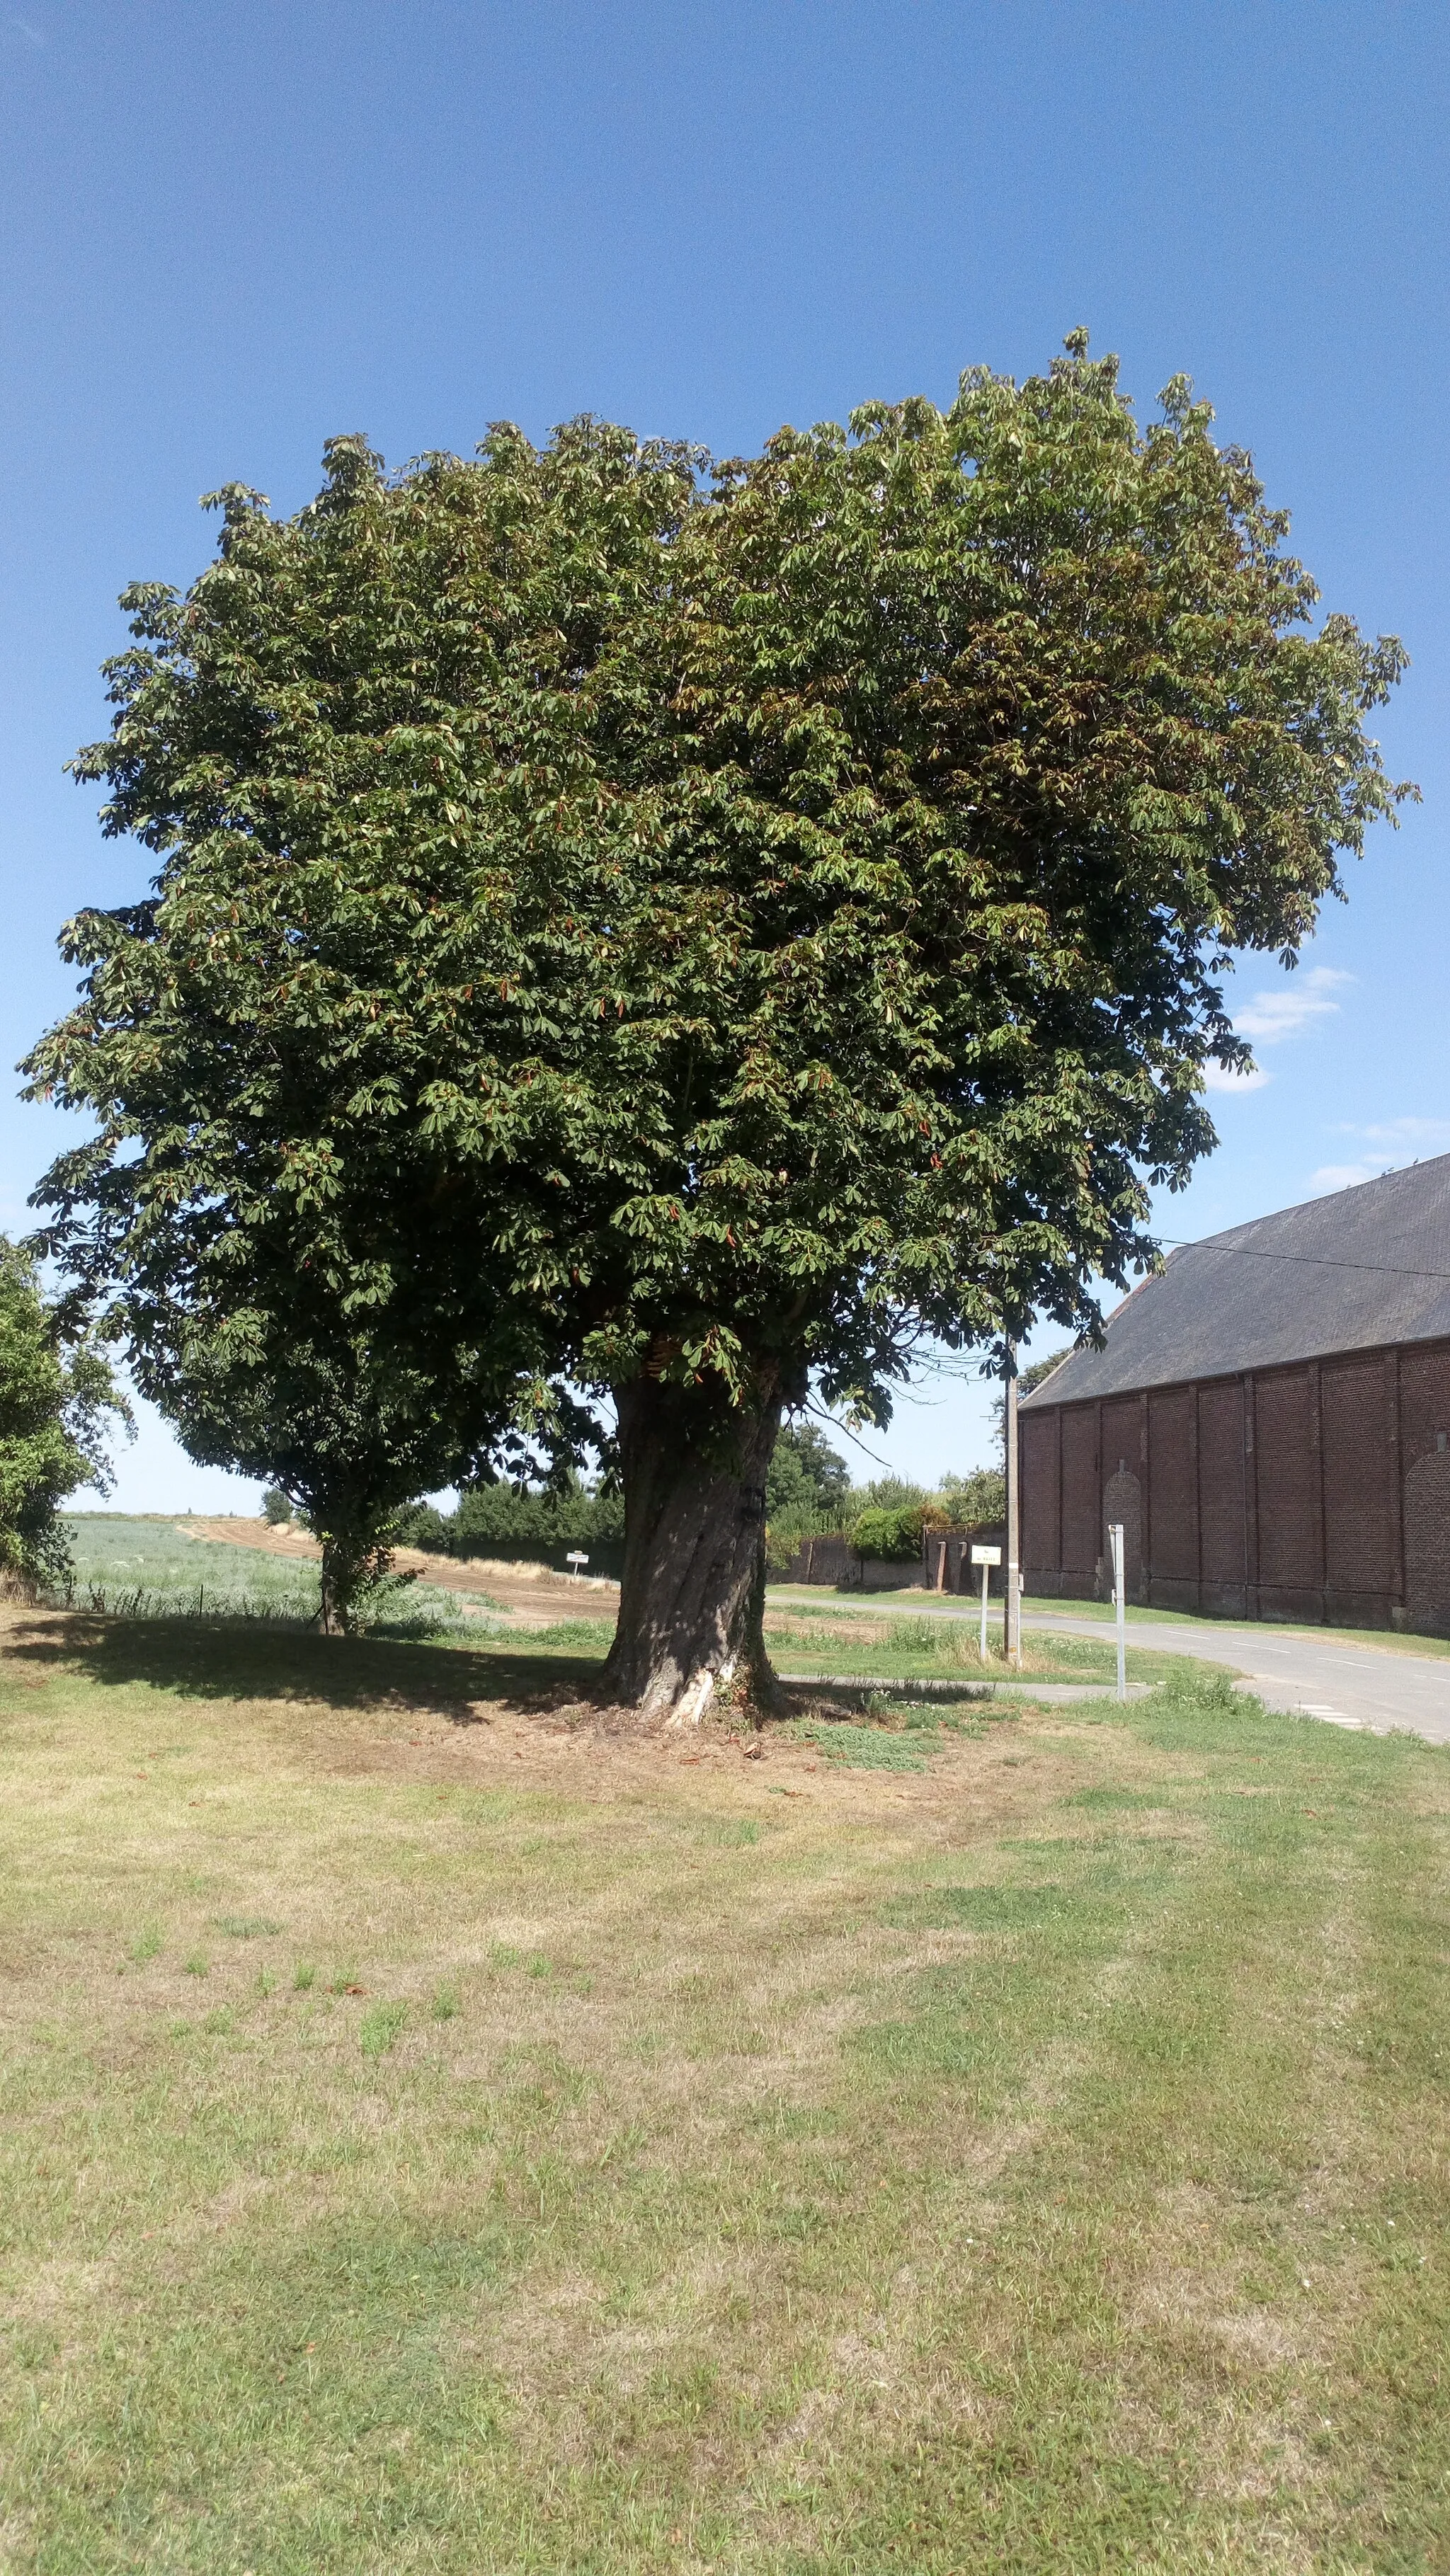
[1061,1404,1100,1591]
[1021,1336,1450,1633]
[1400,1346,1450,1631]
[779,1535,925,1591]
[1148,1385,1197,1605]
[923,1527,1008,1596]
[1322,1355,1395,1614]
[1253,1368,1318,1617]
[1197,1379,1245,1612]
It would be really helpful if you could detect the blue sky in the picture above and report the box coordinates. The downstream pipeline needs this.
[2,0,1445,1505]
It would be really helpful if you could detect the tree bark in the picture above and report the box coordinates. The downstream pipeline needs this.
[314,1511,396,1636]
[603,1370,784,1723]
[318,1533,353,1635]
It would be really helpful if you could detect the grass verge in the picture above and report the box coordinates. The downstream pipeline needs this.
[774,1577,1450,1663]
[2,1608,1449,2570]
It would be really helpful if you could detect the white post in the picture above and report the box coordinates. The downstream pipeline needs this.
[1110,1521,1126,1702]
[971,1542,1001,1667]
[1004,1346,1022,1671]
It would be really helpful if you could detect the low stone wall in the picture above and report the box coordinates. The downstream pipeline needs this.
[922,1525,1008,1596]
[778,1535,921,1590]
[857,1555,919,1591]
[782,1534,854,1586]
[782,1528,1010,1592]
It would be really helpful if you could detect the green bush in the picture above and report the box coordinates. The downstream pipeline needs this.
[261,1488,293,1525]
[850,1503,933,1562]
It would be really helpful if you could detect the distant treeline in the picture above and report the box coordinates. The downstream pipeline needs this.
[369,1424,1005,1578]
[394,1480,627,1576]
[758,1423,1005,1566]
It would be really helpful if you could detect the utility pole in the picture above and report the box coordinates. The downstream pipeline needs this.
[1003,1341,1022,1670]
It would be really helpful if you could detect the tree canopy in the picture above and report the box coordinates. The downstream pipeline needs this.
[26,338,1410,1698]
[24,419,685,1622]
[0,1238,126,1590]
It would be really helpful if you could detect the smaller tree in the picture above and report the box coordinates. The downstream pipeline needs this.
[404,1470,628,1573]
[936,1465,1007,1530]
[765,1422,852,1529]
[261,1488,293,1525]
[125,1303,564,1632]
[0,1238,127,1591]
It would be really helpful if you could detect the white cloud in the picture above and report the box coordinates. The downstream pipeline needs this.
[1308,1161,1386,1195]
[1232,965,1352,1043]
[1303,1114,1450,1200]
[1203,964,1350,1101]
[1201,1063,1272,1094]
[1331,1115,1450,1155]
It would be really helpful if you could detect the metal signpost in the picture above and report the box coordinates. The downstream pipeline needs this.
[565,1551,590,1581]
[971,1542,1002,1663]
[1109,1522,1126,1702]
[1003,1348,1022,1671]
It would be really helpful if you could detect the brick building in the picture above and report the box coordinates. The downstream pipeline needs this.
[1018,1156,1450,1633]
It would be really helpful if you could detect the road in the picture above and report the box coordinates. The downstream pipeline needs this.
[816,1590,1450,1744]
[1028,1610,1450,1744]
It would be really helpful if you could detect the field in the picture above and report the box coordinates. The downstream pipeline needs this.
[4,1574,1450,2572]
[55,1518,502,1639]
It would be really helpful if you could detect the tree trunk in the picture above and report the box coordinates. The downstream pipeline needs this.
[603,1371,784,1724]
[318,1534,352,1636]
[315,1512,395,1636]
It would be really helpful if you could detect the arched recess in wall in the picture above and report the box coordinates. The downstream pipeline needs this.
[1404,1443,1450,1635]
[1102,1466,1144,1605]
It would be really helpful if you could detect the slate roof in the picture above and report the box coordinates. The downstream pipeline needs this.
[1021,1153,1450,1407]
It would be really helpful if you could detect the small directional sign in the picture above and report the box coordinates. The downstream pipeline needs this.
[970,1543,1000,1661]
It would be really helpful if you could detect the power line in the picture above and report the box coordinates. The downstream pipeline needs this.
[1156,1236,1450,1286]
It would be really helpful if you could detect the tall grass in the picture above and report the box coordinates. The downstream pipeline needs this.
[50,1517,498,1637]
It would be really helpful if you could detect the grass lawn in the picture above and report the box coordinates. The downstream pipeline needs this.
[760,1606,1180,1690]
[4,1603,1450,2571]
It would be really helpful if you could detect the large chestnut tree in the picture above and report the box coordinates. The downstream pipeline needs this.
[27,340,1408,1702]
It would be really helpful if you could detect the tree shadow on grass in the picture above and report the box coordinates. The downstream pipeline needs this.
[4,1613,611,1724]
